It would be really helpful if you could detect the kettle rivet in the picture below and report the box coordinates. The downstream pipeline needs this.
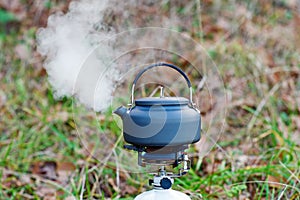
[160,86,164,98]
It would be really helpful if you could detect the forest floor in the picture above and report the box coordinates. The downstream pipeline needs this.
[0,0,300,199]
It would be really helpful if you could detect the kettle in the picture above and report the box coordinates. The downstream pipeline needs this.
[114,63,201,148]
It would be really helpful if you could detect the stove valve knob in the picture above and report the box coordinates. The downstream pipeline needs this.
[160,177,172,189]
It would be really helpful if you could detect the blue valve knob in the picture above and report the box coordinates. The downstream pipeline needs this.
[160,177,172,189]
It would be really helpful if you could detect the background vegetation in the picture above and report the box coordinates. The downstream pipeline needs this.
[0,0,300,199]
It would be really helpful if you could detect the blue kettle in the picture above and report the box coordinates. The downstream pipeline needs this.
[114,63,201,148]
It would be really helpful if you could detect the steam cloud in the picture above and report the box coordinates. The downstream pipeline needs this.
[36,0,200,111]
[36,0,118,111]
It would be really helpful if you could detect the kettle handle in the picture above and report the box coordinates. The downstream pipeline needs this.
[130,62,194,106]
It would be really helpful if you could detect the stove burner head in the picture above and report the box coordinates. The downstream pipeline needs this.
[124,144,190,176]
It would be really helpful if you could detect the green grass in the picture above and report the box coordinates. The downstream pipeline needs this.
[0,0,300,199]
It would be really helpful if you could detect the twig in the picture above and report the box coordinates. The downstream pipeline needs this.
[277,185,288,200]
[279,161,300,184]
[197,75,207,91]
[112,149,120,190]
[90,170,100,197]
[195,0,203,44]
[79,167,86,200]
[195,0,207,75]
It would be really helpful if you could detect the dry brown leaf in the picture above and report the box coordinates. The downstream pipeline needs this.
[100,182,113,197]
[40,161,58,181]
[56,162,76,185]
[31,161,76,185]
[204,24,225,35]
[120,182,138,196]
[108,178,119,192]
[31,161,57,180]
[196,89,216,114]
[121,185,138,196]
[36,186,56,199]
[57,162,76,171]
[2,175,22,188]
[267,175,282,188]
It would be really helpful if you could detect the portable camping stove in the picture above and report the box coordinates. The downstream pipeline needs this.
[114,63,201,200]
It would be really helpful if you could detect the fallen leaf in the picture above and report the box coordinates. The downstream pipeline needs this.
[36,186,56,199]
[31,161,57,180]
[57,162,76,171]
[31,161,76,185]
[267,175,282,188]
[56,162,76,184]
[120,184,138,196]
[40,161,57,181]
[100,181,113,197]
[108,178,119,192]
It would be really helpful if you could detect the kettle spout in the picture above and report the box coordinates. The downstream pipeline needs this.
[113,106,127,118]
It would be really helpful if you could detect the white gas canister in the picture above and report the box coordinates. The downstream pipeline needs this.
[134,189,191,200]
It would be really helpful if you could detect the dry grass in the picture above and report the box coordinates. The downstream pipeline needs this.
[0,0,300,199]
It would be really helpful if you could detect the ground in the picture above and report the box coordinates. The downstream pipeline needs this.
[0,0,300,199]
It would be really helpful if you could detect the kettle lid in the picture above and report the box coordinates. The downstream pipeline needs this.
[135,97,189,106]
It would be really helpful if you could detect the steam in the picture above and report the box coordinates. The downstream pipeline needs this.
[37,0,117,111]
[36,0,201,111]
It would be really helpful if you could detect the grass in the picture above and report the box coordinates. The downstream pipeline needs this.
[0,0,300,199]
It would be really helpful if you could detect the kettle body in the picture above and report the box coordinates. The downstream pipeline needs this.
[114,63,201,148]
